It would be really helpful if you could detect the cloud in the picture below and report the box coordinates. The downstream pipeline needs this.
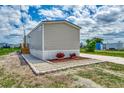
[102,31,124,38]
[7,33,21,37]
[1,5,124,44]
[38,8,65,19]
[0,5,38,44]
[4,33,21,39]
[38,5,124,43]
[94,6,121,24]
[65,5,124,43]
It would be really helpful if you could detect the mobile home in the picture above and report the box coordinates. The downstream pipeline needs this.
[27,20,81,60]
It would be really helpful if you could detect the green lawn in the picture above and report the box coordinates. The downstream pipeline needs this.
[0,48,20,56]
[80,48,124,57]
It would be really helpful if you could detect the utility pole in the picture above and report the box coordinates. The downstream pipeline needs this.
[23,23,26,47]
[20,5,26,47]
[20,5,29,54]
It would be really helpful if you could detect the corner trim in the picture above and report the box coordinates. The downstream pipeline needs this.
[42,24,44,59]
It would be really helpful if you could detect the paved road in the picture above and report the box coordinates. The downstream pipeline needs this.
[80,53,124,65]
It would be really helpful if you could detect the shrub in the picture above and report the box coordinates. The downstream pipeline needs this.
[70,53,76,58]
[56,52,65,58]
[85,39,96,52]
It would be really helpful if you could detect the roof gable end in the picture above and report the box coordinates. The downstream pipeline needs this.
[27,20,81,36]
[42,20,81,30]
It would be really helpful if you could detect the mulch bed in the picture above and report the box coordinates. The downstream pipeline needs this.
[48,56,89,63]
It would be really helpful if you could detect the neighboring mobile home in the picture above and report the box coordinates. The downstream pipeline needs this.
[27,20,81,60]
[104,42,124,50]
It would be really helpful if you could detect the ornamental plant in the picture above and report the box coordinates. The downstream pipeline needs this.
[56,52,65,58]
[70,53,76,58]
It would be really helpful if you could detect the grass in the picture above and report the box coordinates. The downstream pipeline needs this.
[76,63,124,88]
[91,62,124,73]
[45,75,73,88]
[47,81,67,88]
[80,48,124,57]
[0,71,73,88]
[0,62,124,88]
[0,66,18,87]
[0,59,74,88]
[0,53,124,88]
[0,48,20,56]
[0,74,17,87]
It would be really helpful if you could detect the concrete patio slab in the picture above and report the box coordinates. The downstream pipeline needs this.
[22,54,105,75]
[80,53,124,65]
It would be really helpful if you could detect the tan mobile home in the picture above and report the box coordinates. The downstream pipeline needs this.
[27,20,81,60]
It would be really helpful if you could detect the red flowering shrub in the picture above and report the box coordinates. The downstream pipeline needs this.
[56,52,65,58]
[70,53,76,58]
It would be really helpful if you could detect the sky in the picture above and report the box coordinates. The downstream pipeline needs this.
[0,5,124,44]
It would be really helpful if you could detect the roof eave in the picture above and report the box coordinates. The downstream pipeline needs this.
[42,20,81,30]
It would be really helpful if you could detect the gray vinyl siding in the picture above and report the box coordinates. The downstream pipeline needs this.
[28,25,43,50]
[44,23,80,50]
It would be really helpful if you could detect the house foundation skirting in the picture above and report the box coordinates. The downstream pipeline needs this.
[43,50,80,60]
[30,49,80,60]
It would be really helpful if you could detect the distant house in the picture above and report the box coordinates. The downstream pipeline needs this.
[0,43,10,48]
[103,42,124,50]
[0,43,6,48]
[27,20,81,60]
[0,43,20,48]
[96,43,103,50]
[9,44,20,48]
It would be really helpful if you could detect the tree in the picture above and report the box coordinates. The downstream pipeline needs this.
[93,37,103,43]
[85,39,96,52]
[85,38,104,52]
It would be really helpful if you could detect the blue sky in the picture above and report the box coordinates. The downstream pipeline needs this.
[0,5,124,44]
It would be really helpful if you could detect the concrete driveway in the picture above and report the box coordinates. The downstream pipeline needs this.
[80,53,124,65]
